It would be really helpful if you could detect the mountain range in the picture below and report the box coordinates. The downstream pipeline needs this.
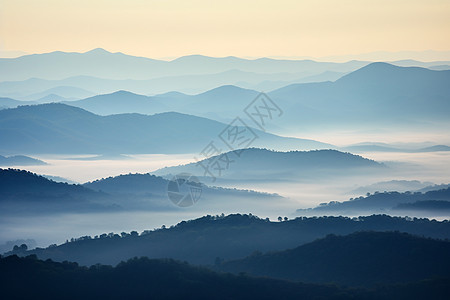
[1,62,448,139]
[0,48,369,82]
[268,62,450,132]
[1,49,449,99]
[0,70,345,100]
[1,62,446,135]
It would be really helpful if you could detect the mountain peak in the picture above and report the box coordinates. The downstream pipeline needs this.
[85,48,111,54]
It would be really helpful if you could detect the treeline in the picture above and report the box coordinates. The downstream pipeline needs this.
[1,254,449,300]
[10,214,450,266]
[216,231,450,286]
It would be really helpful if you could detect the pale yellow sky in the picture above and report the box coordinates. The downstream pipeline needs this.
[0,0,449,59]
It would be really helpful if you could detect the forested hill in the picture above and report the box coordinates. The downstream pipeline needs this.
[2,254,450,299]
[13,214,450,266]
[217,231,450,286]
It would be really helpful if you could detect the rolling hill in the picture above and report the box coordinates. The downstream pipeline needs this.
[24,62,450,134]
[217,231,450,286]
[0,97,35,109]
[0,169,112,213]
[5,254,445,300]
[297,187,450,216]
[16,214,450,266]
[0,169,282,213]
[153,148,384,182]
[2,62,447,136]
[65,90,168,115]
[0,103,332,154]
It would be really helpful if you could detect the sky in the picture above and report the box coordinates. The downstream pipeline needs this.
[0,0,449,59]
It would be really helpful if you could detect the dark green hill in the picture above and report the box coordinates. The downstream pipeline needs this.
[217,231,450,286]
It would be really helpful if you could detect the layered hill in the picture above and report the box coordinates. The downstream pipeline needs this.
[17,214,450,266]
[153,148,385,182]
[217,231,450,286]
[0,103,331,154]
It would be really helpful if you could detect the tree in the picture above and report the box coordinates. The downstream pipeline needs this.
[278,216,282,222]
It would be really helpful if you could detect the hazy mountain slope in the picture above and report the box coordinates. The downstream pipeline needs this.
[62,85,260,120]
[0,70,342,100]
[153,148,384,182]
[0,169,96,200]
[2,63,448,133]
[20,214,450,266]
[298,187,450,216]
[0,97,35,109]
[0,169,112,213]
[26,86,95,102]
[217,231,450,286]
[0,103,332,154]
[46,63,450,132]
[83,172,282,211]
[0,155,47,166]
[341,143,450,153]
[0,169,282,213]
[268,63,450,131]
[65,90,168,115]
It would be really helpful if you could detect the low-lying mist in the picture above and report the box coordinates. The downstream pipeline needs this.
[2,150,449,251]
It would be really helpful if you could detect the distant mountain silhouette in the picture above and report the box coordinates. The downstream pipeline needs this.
[0,97,35,109]
[65,90,168,115]
[217,231,450,286]
[341,142,450,153]
[0,70,343,100]
[19,214,450,266]
[1,63,447,134]
[350,180,433,194]
[0,77,98,100]
[23,86,95,102]
[342,143,450,153]
[153,148,384,182]
[62,85,260,121]
[0,103,332,154]
[418,184,450,193]
[35,93,70,103]
[298,187,450,216]
[0,155,47,166]
[268,63,450,131]
[0,49,369,82]
[417,145,450,152]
